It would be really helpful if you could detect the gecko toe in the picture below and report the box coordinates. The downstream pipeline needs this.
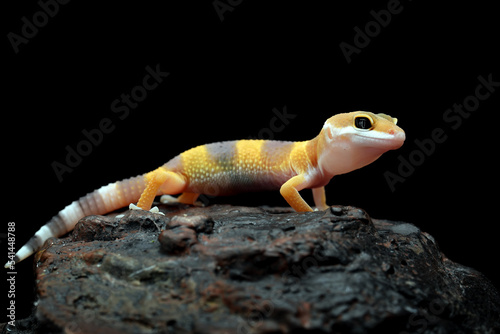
[149,206,165,216]
[129,203,165,216]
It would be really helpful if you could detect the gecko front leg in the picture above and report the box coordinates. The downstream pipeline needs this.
[312,186,329,211]
[280,174,314,212]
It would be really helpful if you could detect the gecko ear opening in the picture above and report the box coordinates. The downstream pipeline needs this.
[324,124,334,140]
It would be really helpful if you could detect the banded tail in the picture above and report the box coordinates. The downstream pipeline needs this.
[4,175,148,268]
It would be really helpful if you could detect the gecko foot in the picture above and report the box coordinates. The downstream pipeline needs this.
[160,195,179,204]
[129,203,165,216]
[160,194,204,207]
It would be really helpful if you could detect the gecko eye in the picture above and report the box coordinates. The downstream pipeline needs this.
[354,116,373,130]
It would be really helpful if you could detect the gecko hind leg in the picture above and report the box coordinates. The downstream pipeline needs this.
[178,192,202,206]
[135,168,187,211]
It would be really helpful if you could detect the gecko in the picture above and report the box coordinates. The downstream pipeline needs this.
[6,111,405,268]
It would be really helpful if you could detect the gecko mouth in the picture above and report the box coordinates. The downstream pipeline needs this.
[354,132,405,149]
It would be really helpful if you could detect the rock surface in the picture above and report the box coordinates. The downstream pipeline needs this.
[5,204,500,333]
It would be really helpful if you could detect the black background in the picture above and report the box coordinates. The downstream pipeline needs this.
[3,0,499,323]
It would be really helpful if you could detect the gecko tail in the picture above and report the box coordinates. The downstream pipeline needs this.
[4,174,148,268]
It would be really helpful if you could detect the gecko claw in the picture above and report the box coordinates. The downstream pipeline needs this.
[129,203,165,216]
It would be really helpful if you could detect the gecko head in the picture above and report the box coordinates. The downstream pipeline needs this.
[318,111,405,176]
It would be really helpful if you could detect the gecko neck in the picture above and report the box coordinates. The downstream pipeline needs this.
[314,130,385,178]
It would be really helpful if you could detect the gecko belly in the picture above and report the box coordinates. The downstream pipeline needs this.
[185,169,288,196]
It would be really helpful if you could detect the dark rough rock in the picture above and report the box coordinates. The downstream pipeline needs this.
[6,204,500,333]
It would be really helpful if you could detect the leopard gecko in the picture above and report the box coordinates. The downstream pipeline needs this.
[6,111,405,267]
